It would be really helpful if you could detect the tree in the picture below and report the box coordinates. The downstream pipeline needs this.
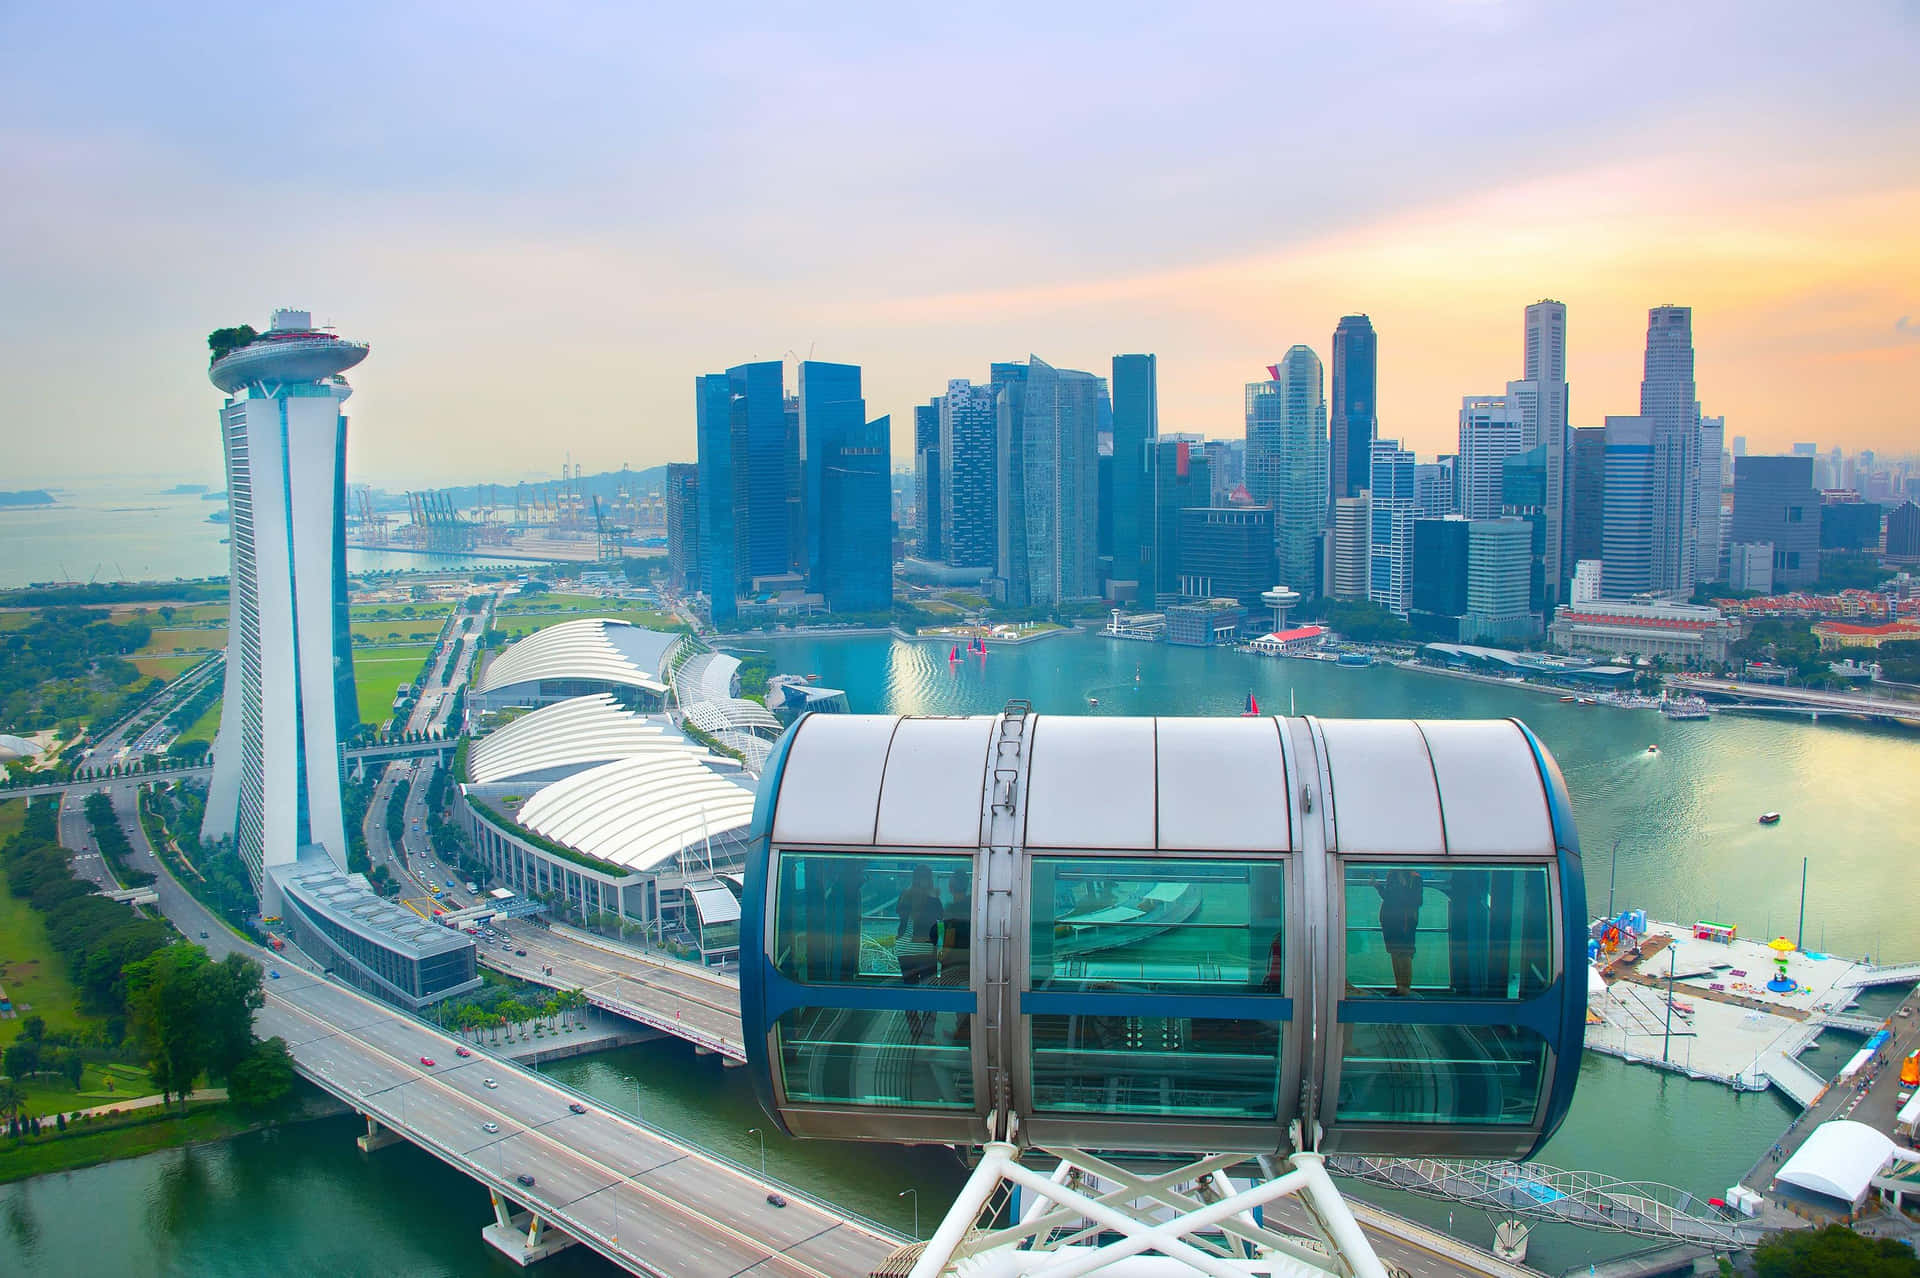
[1754,1224,1920,1277]
[126,943,213,1107]
[227,1037,295,1108]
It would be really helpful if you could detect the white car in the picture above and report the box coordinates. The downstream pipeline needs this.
[482,1121,499,1133]
[484,1078,499,1089]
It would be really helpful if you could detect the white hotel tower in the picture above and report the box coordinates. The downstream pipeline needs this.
[202,309,368,899]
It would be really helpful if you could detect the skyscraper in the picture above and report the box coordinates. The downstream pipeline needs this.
[201,309,365,899]
[1014,357,1102,607]
[1501,444,1548,613]
[1641,306,1700,595]
[1600,415,1656,599]
[1329,315,1377,503]
[1109,354,1158,603]
[992,362,1032,606]
[1522,300,1569,606]
[818,414,894,612]
[664,462,701,592]
[914,400,941,560]
[1465,518,1537,643]
[1732,456,1819,589]
[731,361,791,579]
[1367,439,1416,617]
[1415,458,1458,518]
[695,372,747,624]
[1329,495,1371,600]
[1457,395,1527,519]
[1150,436,1213,601]
[1245,347,1328,594]
[1695,413,1725,584]
[1568,426,1607,566]
[799,360,864,587]
[939,379,998,569]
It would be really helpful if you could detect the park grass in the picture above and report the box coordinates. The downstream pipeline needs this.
[352,644,435,723]
[494,606,679,639]
[0,611,30,630]
[116,603,228,626]
[349,600,453,619]
[0,801,90,1049]
[175,698,223,746]
[0,1097,253,1184]
[349,618,445,643]
[131,653,205,681]
[12,1061,157,1117]
[137,626,227,654]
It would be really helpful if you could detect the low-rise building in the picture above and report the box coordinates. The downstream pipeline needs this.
[270,859,480,1011]
[1548,600,1742,665]
[1812,620,1920,651]
[1165,600,1247,647]
[1249,624,1327,655]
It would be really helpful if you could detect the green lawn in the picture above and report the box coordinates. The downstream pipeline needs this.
[349,600,453,620]
[138,626,228,653]
[175,697,223,746]
[494,607,680,639]
[118,603,228,626]
[0,1098,253,1184]
[352,645,436,722]
[0,610,30,630]
[131,653,206,681]
[350,618,446,644]
[12,1061,157,1117]
[0,800,89,1048]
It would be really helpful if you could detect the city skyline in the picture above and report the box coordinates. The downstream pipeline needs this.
[3,4,1917,486]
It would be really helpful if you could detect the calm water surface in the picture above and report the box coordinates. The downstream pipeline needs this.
[8,631,1918,1274]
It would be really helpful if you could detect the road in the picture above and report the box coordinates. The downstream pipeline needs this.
[484,924,744,1055]
[1673,676,1920,720]
[120,802,901,1278]
[58,787,121,892]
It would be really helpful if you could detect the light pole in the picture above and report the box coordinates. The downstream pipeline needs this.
[900,1188,919,1241]
[748,1126,765,1178]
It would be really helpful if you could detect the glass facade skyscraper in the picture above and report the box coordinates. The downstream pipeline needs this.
[1329,315,1377,504]
[799,360,864,587]
[1245,347,1328,595]
[1367,439,1416,617]
[914,400,941,560]
[819,414,894,613]
[940,379,999,570]
[694,371,745,623]
[1640,305,1700,596]
[1601,415,1656,599]
[201,309,364,901]
[1109,354,1158,602]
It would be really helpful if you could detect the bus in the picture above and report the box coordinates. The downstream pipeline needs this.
[1901,1051,1919,1089]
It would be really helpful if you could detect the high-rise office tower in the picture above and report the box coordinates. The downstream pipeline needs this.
[1411,516,1470,640]
[1367,439,1416,617]
[1465,518,1537,642]
[695,373,747,623]
[799,360,864,588]
[1245,347,1329,595]
[1329,315,1377,503]
[1329,495,1371,599]
[1641,306,1700,595]
[939,379,998,569]
[784,394,804,576]
[1109,354,1158,603]
[1150,435,1213,601]
[1202,439,1245,505]
[664,462,701,593]
[201,309,365,898]
[1568,426,1607,566]
[1457,395,1527,519]
[725,361,790,580]
[818,414,894,612]
[1600,415,1656,599]
[1732,456,1820,589]
[914,400,941,560]
[1732,436,1748,458]
[992,362,1032,605]
[1521,300,1569,606]
[1501,444,1549,613]
[1007,357,1102,607]
[1695,413,1725,583]
[1415,459,1458,518]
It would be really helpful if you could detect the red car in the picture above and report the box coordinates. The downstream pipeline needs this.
[454,1047,471,1058]
[419,1056,435,1066]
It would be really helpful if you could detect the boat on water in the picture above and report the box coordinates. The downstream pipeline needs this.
[1644,744,1660,755]
[1088,696,1099,706]
[1661,696,1713,720]
[949,644,960,663]
[1559,695,1577,703]
[1578,697,1599,706]
[1336,652,1373,668]
[1241,691,1260,717]
[1759,812,1782,825]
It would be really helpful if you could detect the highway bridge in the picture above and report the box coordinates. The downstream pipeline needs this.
[1670,676,1920,726]
[1,738,454,801]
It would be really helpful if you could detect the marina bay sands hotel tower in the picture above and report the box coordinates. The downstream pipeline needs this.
[201,309,368,901]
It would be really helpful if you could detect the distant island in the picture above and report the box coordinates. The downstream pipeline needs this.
[164,483,209,495]
[200,490,227,501]
[0,489,55,508]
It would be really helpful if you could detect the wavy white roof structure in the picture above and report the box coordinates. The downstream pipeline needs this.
[476,618,683,698]
[466,693,708,785]
[683,697,783,736]
[675,651,741,703]
[515,750,758,872]
[1775,1121,1898,1205]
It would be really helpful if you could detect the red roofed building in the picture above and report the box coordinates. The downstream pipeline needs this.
[1250,624,1328,655]
[1548,600,1742,665]
[1812,619,1920,651]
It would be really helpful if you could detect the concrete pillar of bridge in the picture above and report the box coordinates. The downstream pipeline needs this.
[356,1115,401,1152]
[481,1191,578,1267]
[1492,1218,1530,1263]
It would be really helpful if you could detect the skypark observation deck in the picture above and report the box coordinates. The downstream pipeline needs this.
[742,709,1586,1162]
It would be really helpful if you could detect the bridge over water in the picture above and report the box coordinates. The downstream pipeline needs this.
[1670,676,1920,727]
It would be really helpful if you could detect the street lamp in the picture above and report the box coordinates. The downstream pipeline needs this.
[748,1126,765,1178]
[899,1188,919,1241]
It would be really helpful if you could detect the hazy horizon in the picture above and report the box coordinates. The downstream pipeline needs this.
[3,2,1915,489]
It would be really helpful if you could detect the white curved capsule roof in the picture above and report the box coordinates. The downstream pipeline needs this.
[475,618,681,697]
[515,751,758,872]
[684,697,783,736]
[675,650,742,703]
[466,693,708,785]
[768,713,1556,857]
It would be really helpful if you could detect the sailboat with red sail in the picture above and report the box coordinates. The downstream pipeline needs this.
[1241,691,1260,717]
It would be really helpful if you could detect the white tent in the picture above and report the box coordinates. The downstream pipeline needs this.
[1775,1120,1895,1206]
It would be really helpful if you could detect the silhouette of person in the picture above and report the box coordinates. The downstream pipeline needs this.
[1378,868,1424,995]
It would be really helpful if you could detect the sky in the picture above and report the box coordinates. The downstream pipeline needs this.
[2,2,1916,490]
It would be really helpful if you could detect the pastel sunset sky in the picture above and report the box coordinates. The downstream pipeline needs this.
[3,2,1915,487]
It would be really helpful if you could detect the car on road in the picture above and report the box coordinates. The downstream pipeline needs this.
[484,1077,498,1088]
[567,1102,586,1115]
[515,949,527,957]
[198,931,209,939]
[516,1174,536,1188]
[455,1047,471,1057]
[419,1056,435,1066]
[766,1193,787,1208]
[268,969,280,979]
[482,1122,499,1133]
